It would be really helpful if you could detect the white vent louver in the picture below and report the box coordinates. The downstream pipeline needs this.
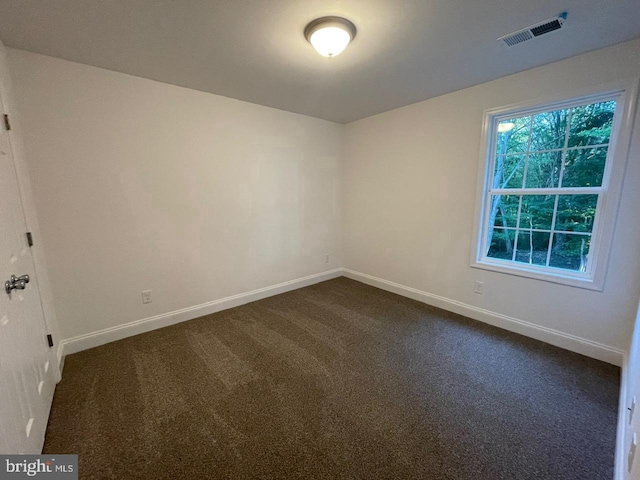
[499,12,567,47]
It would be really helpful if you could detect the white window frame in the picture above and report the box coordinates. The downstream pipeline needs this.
[471,79,638,291]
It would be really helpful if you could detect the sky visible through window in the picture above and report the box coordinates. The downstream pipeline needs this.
[485,100,616,272]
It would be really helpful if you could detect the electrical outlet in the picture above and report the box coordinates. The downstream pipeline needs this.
[141,290,152,304]
[474,281,484,294]
[325,254,330,264]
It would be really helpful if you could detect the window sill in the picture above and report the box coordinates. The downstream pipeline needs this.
[471,259,603,291]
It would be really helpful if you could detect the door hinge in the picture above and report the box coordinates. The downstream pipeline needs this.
[3,114,10,131]
[26,232,34,247]
[47,334,54,348]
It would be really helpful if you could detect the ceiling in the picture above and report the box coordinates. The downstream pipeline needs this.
[0,1,638,124]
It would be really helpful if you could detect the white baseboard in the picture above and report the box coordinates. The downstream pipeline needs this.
[615,354,629,480]
[59,266,624,367]
[342,268,624,366]
[60,268,342,357]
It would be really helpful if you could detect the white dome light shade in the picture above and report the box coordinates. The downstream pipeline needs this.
[498,122,516,133]
[310,27,351,57]
[305,17,357,58]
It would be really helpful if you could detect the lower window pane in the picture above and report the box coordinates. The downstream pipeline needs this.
[518,195,555,230]
[549,233,591,272]
[487,228,516,260]
[556,194,598,233]
[514,230,550,266]
[491,194,519,228]
[562,147,607,187]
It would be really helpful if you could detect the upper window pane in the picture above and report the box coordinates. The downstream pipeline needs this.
[561,147,607,188]
[497,117,530,154]
[492,99,616,191]
[530,109,569,151]
[493,154,525,189]
[568,101,616,147]
[525,151,563,188]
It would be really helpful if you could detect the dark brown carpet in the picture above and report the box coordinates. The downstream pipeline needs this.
[44,277,620,479]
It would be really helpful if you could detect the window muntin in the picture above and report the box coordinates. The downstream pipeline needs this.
[479,98,618,277]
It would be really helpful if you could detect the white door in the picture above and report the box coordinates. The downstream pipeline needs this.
[0,94,56,453]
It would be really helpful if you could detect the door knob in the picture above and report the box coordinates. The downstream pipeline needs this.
[11,274,29,284]
[5,274,30,294]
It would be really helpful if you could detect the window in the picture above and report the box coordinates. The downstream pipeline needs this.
[472,84,637,290]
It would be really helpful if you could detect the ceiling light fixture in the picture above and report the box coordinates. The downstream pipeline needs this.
[498,122,516,133]
[304,16,357,58]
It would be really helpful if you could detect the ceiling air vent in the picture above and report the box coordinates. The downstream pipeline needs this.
[498,12,567,47]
